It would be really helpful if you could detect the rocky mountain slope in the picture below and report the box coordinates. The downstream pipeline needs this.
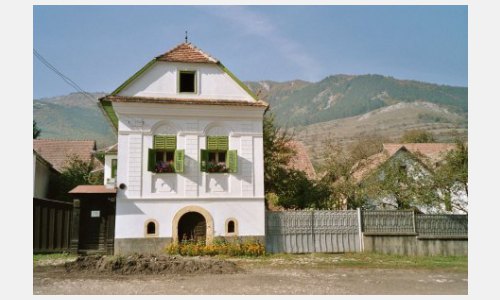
[33,74,468,158]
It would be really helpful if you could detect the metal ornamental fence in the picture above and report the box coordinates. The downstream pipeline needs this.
[362,210,416,235]
[415,214,468,238]
[265,209,467,253]
[265,210,361,253]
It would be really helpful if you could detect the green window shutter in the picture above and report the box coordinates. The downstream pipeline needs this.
[217,136,229,151]
[111,159,117,178]
[200,149,208,172]
[227,150,238,173]
[147,149,156,172]
[154,135,177,150]
[174,149,184,173]
[207,136,218,150]
[165,136,176,150]
[154,136,165,149]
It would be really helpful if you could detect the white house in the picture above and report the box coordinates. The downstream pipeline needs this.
[351,143,468,214]
[99,42,269,254]
[33,150,58,199]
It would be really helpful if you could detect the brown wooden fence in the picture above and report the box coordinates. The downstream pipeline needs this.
[33,198,73,253]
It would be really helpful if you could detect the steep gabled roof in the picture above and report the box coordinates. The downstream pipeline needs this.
[286,140,317,179]
[383,143,456,165]
[100,42,263,131]
[351,143,456,182]
[33,139,98,173]
[156,42,219,63]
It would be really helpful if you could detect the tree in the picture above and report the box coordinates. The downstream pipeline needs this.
[318,137,383,209]
[33,120,41,139]
[53,154,103,200]
[400,129,435,143]
[263,112,295,196]
[362,154,439,210]
[263,112,328,210]
[432,139,468,213]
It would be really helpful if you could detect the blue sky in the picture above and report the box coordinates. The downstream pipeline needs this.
[33,5,467,99]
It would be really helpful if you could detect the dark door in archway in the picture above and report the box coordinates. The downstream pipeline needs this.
[178,212,206,243]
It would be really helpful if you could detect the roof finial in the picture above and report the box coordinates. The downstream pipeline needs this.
[185,31,188,43]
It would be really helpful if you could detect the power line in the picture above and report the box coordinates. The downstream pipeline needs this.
[33,49,97,104]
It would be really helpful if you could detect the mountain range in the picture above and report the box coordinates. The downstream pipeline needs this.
[33,74,468,164]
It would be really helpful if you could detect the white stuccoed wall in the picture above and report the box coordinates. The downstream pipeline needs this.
[104,154,117,185]
[113,102,266,239]
[115,200,265,238]
[118,62,254,102]
[33,153,53,198]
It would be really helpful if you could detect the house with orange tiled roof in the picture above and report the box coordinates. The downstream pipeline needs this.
[33,139,104,199]
[33,139,100,173]
[76,40,269,254]
[351,143,467,214]
[286,140,317,179]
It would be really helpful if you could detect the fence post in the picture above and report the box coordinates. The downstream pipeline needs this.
[357,208,364,252]
[412,210,417,234]
[70,199,80,254]
[311,210,316,253]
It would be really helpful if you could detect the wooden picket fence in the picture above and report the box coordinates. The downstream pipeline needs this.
[33,198,73,253]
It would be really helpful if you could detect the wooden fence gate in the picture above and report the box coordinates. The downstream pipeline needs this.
[33,198,73,253]
[265,210,361,253]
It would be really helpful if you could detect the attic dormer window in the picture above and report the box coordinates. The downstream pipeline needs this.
[179,71,196,93]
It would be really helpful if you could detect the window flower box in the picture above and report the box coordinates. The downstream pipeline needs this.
[207,161,229,173]
[154,161,175,173]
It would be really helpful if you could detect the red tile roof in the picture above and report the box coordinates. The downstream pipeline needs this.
[383,143,456,164]
[33,139,97,172]
[287,141,317,179]
[351,143,457,182]
[156,42,219,64]
[68,185,117,194]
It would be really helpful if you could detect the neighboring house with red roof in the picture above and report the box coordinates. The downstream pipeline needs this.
[33,139,101,173]
[33,139,103,200]
[351,143,467,214]
[286,140,317,179]
[88,41,268,254]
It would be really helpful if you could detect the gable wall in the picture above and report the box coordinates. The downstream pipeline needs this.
[118,62,254,101]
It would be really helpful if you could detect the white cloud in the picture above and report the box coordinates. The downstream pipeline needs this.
[204,6,322,81]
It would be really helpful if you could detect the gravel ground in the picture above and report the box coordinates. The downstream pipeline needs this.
[33,258,467,295]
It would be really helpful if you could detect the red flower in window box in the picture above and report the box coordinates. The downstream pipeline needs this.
[207,161,229,173]
[155,161,175,173]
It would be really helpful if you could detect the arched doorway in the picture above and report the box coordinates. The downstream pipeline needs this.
[177,212,206,242]
[172,206,214,244]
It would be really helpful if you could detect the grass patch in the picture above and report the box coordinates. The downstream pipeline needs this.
[33,252,76,264]
[233,252,467,272]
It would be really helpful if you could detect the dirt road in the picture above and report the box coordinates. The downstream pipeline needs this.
[33,260,467,295]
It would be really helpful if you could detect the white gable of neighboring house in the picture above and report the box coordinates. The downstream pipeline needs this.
[118,62,255,102]
[363,149,467,214]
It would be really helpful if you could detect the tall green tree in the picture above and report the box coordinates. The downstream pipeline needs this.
[318,137,383,209]
[53,154,103,200]
[263,112,328,209]
[33,120,41,139]
[263,112,295,195]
